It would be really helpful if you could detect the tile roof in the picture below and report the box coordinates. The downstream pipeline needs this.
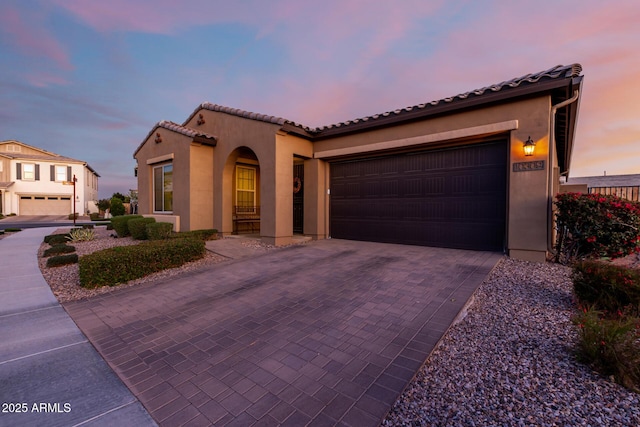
[0,140,87,164]
[134,120,218,157]
[188,64,582,136]
[145,120,217,141]
[313,64,582,133]
[198,103,315,133]
[0,152,84,163]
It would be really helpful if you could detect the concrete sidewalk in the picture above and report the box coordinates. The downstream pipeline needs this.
[0,227,156,427]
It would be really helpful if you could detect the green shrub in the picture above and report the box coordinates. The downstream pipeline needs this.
[128,217,156,240]
[5,228,22,232]
[79,238,206,288]
[172,229,218,241]
[110,197,125,216]
[89,212,101,221]
[147,222,173,240]
[46,253,79,267]
[111,214,143,237]
[573,306,640,392]
[45,234,70,245]
[68,213,79,220]
[67,228,96,242]
[573,261,640,317]
[43,244,76,257]
[555,192,640,262]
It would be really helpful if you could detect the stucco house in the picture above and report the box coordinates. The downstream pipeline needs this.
[0,140,100,216]
[134,64,583,262]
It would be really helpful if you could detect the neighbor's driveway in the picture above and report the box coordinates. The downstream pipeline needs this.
[64,239,501,426]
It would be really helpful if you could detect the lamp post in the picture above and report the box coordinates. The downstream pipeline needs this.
[73,174,77,226]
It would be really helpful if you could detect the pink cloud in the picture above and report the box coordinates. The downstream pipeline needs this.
[24,72,69,87]
[51,0,267,34]
[0,4,74,72]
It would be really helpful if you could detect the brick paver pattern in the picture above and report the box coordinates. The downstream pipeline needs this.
[65,239,500,426]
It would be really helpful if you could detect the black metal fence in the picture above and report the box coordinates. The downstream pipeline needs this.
[588,186,640,202]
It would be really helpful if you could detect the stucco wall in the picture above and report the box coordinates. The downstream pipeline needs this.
[136,94,564,260]
[135,130,193,229]
[185,109,314,244]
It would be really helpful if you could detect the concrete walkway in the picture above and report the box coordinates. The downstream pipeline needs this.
[0,227,156,427]
[65,239,502,426]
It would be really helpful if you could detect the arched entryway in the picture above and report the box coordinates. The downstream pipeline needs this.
[222,146,261,235]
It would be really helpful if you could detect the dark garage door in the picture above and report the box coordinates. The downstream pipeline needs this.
[330,140,507,251]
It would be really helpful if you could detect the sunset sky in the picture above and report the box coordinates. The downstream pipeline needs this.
[1,0,638,198]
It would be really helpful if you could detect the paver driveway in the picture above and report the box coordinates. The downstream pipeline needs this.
[64,239,501,426]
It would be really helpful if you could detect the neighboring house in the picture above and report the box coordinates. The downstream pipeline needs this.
[134,64,584,262]
[564,174,640,201]
[0,141,100,216]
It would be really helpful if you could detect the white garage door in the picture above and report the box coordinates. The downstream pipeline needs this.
[20,196,71,215]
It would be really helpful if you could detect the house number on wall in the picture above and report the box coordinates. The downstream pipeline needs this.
[513,160,545,172]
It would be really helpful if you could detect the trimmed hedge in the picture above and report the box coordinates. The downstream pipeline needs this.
[43,244,76,257]
[44,233,70,245]
[128,217,156,240]
[79,238,206,288]
[46,253,79,267]
[172,229,218,241]
[147,222,173,240]
[111,214,143,237]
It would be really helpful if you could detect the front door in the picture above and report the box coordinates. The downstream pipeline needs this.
[293,163,304,234]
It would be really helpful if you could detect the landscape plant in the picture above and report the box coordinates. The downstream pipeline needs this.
[171,229,218,241]
[128,217,156,240]
[78,238,205,288]
[572,260,640,316]
[571,260,640,392]
[67,228,96,242]
[110,197,125,216]
[44,233,69,245]
[146,222,174,240]
[573,306,639,392]
[43,244,76,257]
[111,214,143,237]
[46,253,79,268]
[555,192,640,263]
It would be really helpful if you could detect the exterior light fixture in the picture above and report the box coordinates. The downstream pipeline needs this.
[523,136,535,156]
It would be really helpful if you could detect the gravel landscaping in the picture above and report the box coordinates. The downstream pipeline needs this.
[38,226,227,303]
[33,226,639,425]
[382,258,640,427]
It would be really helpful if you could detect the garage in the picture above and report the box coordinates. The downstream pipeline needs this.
[329,139,507,251]
[19,195,71,216]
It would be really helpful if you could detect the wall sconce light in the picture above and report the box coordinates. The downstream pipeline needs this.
[197,113,206,125]
[523,136,535,156]
[155,133,162,143]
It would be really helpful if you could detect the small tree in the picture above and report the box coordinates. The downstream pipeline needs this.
[110,197,125,216]
[97,198,111,213]
[112,192,130,203]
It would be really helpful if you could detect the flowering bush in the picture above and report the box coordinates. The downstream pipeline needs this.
[555,192,640,262]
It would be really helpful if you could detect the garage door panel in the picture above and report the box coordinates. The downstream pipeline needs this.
[20,196,71,215]
[330,140,507,251]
